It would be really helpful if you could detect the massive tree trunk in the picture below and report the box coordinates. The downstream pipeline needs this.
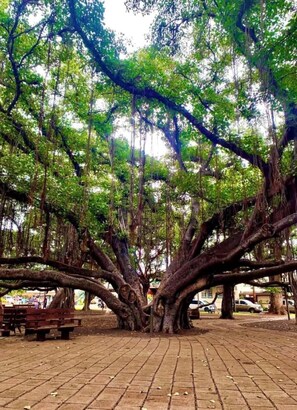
[149,298,194,333]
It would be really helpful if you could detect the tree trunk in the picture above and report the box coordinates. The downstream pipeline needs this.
[83,292,93,311]
[148,297,194,333]
[179,303,193,329]
[289,272,297,324]
[269,290,285,314]
[49,288,74,308]
[220,284,234,319]
[117,306,144,331]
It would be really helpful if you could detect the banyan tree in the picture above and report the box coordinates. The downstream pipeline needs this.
[0,0,296,332]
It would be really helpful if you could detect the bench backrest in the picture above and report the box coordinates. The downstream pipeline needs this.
[2,306,29,327]
[1,307,77,329]
[25,308,76,327]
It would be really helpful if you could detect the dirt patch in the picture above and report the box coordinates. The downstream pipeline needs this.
[242,318,297,333]
[74,312,209,337]
[75,312,118,335]
[72,312,297,337]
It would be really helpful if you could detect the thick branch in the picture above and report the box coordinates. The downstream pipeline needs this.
[86,234,119,275]
[0,268,127,315]
[0,280,57,293]
[246,280,289,288]
[67,0,269,176]
[160,212,297,299]
[238,259,284,269]
[0,256,123,287]
[0,183,124,288]
[213,260,297,286]
[189,196,255,258]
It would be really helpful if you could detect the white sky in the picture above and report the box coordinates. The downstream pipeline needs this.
[103,0,154,51]
[102,1,167,158]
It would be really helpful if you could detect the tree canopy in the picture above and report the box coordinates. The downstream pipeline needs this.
[0,0,296,332]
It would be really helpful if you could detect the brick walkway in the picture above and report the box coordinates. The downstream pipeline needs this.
[1,317,297,410]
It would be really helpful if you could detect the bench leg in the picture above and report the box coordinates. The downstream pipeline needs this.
[36,331,47,342]
[60,330,70,340]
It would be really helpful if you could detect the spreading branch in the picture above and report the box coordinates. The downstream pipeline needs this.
[0,268,127,314]
[67,0,269,177]
[213,260,297,286]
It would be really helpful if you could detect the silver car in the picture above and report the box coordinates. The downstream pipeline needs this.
[234,299,263,313]
[283,299,295,313]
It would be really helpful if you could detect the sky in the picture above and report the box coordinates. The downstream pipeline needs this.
[103,0,154,51]
[102,1,167,158]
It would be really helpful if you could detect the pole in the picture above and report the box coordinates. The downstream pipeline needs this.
[150,305,153,333]
[284,287,290,321]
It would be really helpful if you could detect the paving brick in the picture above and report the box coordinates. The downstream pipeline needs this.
[0,397,13,406]
[196,399,223,409]
[1,314,297,410]
[57,405,84,410]
[32,402,61,410]
[5,398,39,408]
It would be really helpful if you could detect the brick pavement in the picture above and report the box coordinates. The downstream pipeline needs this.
[0,317,297,410]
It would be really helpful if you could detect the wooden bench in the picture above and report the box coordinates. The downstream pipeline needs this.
[25,308,82,341]
[0,305,33,337]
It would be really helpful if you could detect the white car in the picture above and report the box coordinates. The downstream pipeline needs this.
[189,299,216,313]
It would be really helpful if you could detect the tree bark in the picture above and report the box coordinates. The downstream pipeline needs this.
[220,284,234,319]
[49,288,74,308]
[83,291,92,311]
[269,288,285,315]
[289,272,297,324]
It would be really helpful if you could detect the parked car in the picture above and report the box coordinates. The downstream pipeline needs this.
[283,299,295,313]
[189,299,216,313]
[234,299,263,313]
